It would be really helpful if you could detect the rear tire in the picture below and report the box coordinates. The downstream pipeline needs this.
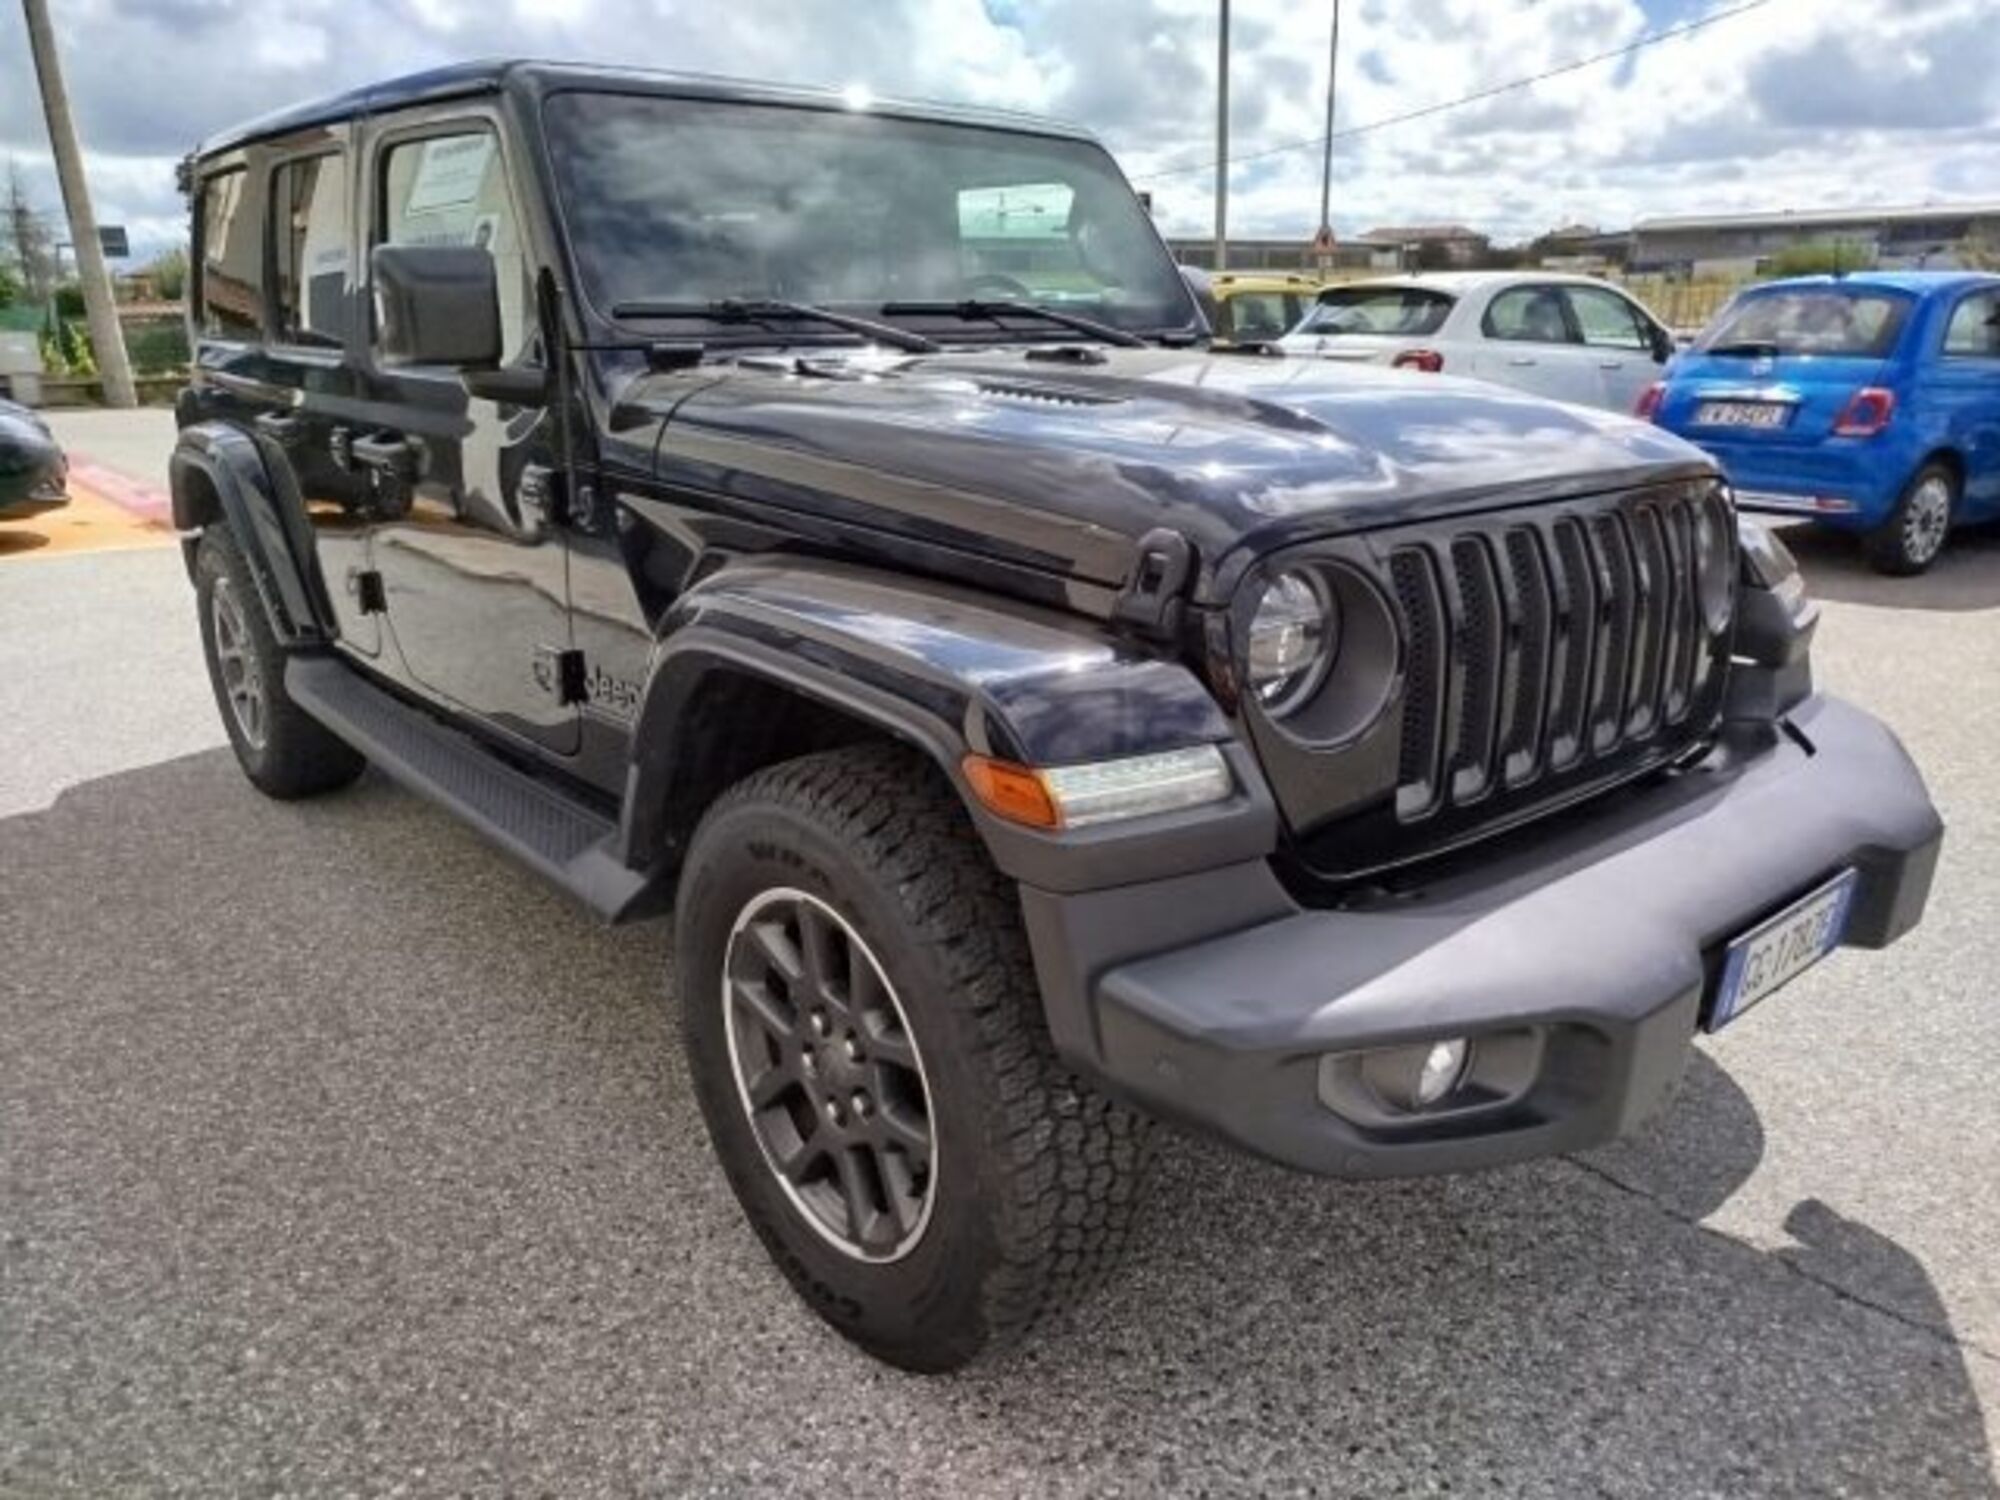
[1866,463,1956,576]
[676,743,1150,1372]
[195,527,365,799]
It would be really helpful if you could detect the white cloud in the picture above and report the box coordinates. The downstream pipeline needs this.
[0,0,1995,263]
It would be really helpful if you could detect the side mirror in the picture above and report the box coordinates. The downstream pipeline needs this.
[371,244,502,368]
[1650,323,1676,364]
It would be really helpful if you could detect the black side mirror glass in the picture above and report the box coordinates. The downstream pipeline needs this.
[372,244,503,368]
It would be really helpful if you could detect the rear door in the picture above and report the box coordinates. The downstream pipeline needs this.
[1563,284,1664,413]
[1919,286,2000,519]
[358,109,579,754]
[1467,283,1599,405]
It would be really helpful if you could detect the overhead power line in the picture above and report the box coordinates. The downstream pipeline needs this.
[1137,0,1774,184]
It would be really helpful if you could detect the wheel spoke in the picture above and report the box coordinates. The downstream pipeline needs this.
[875,1100,931,1159]
[796,903,850,1016]
[744,918,805,988]
[729,975,797,1043]
[745,1060,800,1110]
[861,1016,918,1073]
[834,1147,890,1250]
[876,1148,927,1235]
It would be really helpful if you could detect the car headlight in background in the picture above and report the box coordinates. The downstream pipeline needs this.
[1245,570,1336,712]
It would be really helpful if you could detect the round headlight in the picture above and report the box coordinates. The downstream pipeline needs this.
[1246,570,1335,712]
[1692,495,1736,634]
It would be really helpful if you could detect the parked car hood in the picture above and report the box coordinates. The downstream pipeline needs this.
[639,346,1713,605]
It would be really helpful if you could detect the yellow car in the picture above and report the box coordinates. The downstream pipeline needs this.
[1192,271,1322,345]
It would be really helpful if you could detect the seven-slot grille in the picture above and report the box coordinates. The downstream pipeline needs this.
[1387,486,1730,824]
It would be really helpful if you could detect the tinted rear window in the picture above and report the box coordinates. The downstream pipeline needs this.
[1299,287,1453,337]
[1699,289,1911,358]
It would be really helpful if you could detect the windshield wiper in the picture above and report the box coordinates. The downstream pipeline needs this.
[880,299,1149,349]
[1704,340,1784,358]
[610,298,940,354]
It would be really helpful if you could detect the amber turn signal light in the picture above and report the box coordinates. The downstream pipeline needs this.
[962,755,1063,829]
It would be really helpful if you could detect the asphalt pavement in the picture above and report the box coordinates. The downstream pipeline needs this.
[2,422,1996,1496]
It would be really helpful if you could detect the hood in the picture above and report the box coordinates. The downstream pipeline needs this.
[639,346,1714,605]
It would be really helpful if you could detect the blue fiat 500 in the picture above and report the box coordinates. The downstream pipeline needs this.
[1641,272,2000,574]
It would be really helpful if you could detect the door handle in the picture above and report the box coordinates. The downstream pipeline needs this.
[1507,356,1538,367]
[1598,360,1625,371]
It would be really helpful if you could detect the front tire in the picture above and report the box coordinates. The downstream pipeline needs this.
[676,743,1150,1372]
[1866,463,1956,576]
[195,527,365,799]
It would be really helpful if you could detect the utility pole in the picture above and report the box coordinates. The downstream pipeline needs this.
[1317,0,1341,239]
[1213,0,1230,272]
[21,0,136,407]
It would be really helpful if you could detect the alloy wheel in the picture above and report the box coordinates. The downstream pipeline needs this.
[721,887,936,1262]
[1904,476,1951,566]
[210,576,268,750]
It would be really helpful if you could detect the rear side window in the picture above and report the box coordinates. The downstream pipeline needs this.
[1942,290,2000,358]
[197,168,262,339]
[1564,286,1650,350]
[1699,290,1911,358]
[1301,287,1453,337]
[1221,291,1303,340]
[1483,286,1577,345]
[272,153,349,346]
[378,131,532,359]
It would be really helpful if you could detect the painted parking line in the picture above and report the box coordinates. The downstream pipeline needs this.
[1,464,174,560]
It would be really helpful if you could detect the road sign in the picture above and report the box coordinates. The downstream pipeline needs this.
[97,225,128,259]
[1312,224,1337,270]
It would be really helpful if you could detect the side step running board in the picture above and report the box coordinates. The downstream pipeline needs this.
[285,655,663,923]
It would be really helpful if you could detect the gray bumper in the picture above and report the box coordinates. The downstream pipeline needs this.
[1019,695,1942,1178]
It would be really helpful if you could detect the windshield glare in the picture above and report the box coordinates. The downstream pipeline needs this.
[1298,287,1455,337]
[543,92,1195,338]
[1699,288,1912,358]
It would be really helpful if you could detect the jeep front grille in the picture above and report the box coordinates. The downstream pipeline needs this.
[1279,482,1735,880]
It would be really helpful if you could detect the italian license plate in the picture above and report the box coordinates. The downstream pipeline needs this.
[1708,870,1858,1031]
[1695,400,1791,429]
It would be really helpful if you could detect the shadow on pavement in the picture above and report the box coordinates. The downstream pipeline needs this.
[2,749,1992,1496]
[0,525,52,555]
[1773,517,2000,613]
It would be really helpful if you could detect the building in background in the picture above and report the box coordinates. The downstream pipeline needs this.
[1631,202,2000,277]
[1351,224,1491,269]
[1169,235,1378,272]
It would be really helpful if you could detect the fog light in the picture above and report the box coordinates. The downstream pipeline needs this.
[1414,1039,1470,1107]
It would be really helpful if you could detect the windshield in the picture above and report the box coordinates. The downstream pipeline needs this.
[1298,286,1454,337]
[543,92,1196,339]
[1698,288,1912,358]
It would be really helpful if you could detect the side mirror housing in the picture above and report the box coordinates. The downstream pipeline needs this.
[1650,323,1676,364]
[372,244,502,367]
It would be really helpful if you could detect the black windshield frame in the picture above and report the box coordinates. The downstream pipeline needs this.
[539,89,1201,345]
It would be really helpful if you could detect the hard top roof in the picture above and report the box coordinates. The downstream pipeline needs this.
[192,58,1097,158]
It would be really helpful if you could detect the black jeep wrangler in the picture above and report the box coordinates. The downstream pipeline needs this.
[173,61,1942,1372]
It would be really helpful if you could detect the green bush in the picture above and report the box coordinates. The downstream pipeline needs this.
[53,282,85,319]
[1763,242,1876,279]
[124,316,189,373]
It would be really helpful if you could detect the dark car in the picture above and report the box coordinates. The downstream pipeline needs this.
[171,62,1942,1372]
[0,398,67,519]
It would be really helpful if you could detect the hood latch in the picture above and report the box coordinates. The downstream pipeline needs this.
[1113,527,1195,640]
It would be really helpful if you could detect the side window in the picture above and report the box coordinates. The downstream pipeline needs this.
[378,130,531,359]
[1564,286,1650,351]
[1942,291,2000,359]
[1483,285,1576,345]
[197,168,263,339]
[272,154,350,346]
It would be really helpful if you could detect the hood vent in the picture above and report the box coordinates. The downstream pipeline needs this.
[973,379,1120,409]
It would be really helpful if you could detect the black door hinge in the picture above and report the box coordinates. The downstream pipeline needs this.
[533,645,588,705]
[355,569,387,615]
[1112,527,1195,638]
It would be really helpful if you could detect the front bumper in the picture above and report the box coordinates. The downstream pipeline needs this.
[1020,695,1941,1178]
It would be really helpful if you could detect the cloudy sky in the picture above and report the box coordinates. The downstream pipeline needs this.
[3,0,1998,263]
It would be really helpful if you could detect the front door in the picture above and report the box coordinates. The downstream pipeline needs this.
[361,117,577,754]
[1564,284,1665,415]
[1924,286,2000,521]
[1471,283,1600,407]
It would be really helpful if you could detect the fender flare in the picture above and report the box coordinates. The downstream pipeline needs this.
[170,422,334,645]
[617,560,1275,895]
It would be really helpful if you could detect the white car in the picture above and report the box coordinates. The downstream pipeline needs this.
[1276,272,1676,413]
